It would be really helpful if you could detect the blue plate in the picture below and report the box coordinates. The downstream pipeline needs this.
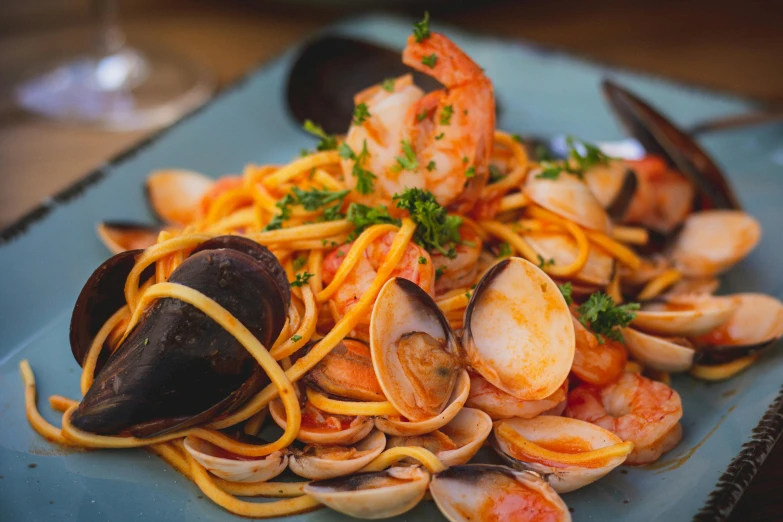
[1,14,782,522]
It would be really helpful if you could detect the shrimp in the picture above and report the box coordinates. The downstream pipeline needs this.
[570,316,628,386]
[466,372,567,420]
[622,156,694,234]
[322,231,434,329]
[342,33,495,213]
[565,372,683,464]
[431,221,483,294]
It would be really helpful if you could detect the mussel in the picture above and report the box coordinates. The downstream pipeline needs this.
[429,464,571,522]
[70,236,289,437]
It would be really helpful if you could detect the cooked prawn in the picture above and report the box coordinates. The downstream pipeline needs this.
[570,316,628,386]
[622,156,694,234]
[565,372,683,464]
[322,231,434,329]
[431,221,483,294]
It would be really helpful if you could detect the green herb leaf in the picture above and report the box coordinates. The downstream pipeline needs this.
[497,242,512,258]
[381,78,395,92]
[434,132,445,140]
[421,53,438,68]
[435,266,446,280]
[488,165,505,183]
[341,140,377,194]
[352,103,371,125]
[263,193,295,231]
[293,255,308,271]
[512,134,523,143]
[393,188,463,259]
[535,162,564,180]
[392,140,419,173]
[465,166,476,178]
[346,203,401,236]
[303,119,338,151]
[291,334,302,342]
[440,105,454,126]
[291,272,314,288]
[537,254,555,268]
[416,108,430,122]
[558,282,573,306]
[426,160,436,172]
[566,136,610,172]
[577,292,639,343]
[412,11,431,42]
[418,256,427,265]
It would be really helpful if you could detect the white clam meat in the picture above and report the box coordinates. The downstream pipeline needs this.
[622,328,695,373]
[524,172,611,232]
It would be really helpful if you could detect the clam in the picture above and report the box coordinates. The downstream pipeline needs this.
[304,338,386,401]
[370,277,465,422]
[525,232,615,287]
[374,369,470,437]
[466,372,568,421]
[430,464,571,522]
[632,294,738,337]
[524,172,611,232]
[145,169,214,225]
[583,159,638,220]
[288,430,386,480]
[670,210,761,277]
[663,277,720,297]
[269,398,374,445]
[70,236,289,437]
[97,221,162,254]
[493,417,631,493]
[692,293,783,365]
[622,328,695,373]
[183,433,287,483]
[386,408,492,467]
[464,257,575,400]
[303,466,430,519]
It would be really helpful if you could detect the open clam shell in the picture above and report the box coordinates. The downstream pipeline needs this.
[97,221,162,254]
[145,169,214,225]
[526,232,615,287]
[370,277,464,422]
[303,466,430,519]
[466,372,568,421]
[493,417,629,493]
[386,407,492,467]
[464,257,575,401]
[622,328,695,373]
[524,172,611,233]
[670,210,761,277]
[632,294,738,337]
[430,464,571,522]
[269,399,374,446]
[374,370,470,437]
[183,435,287,483]
[583,160,638,220]
[288,430,386,480]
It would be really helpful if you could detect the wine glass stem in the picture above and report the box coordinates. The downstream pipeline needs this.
[93,0,125,56]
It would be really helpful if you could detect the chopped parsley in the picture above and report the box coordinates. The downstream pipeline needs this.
[381,78,395,92]
[293,255,307,271]
[392,140,419,173]
[291,187,349,213]
[339,140,376,194]
[291,334,302,342]
[465,166,476,178]
[535,163,565,180]
[497,242,512,258]
[394,188,463,259]
[537,254,555,268]
[263,193,295,231]
[426,160,436,172]
[462,156,469,164]
[440,105,454,126]
[435,132,445,140]
[567,136,610,172]
[418,256,428,265]
[535,144,553,162]
[303,119,338,151]
[352,103,371,125]
[291,272,314,288]
[488,165,505,183]
[577,292,639,343]
[465,291,472,299]
[416,108,430,122]
[512,134,523,143]
[558,282,573,306]
[412,11,431,42]
[346,203,401,236]
[421,53,438,68]
[435,266,447,280]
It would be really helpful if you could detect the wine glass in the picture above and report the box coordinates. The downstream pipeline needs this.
[13,0,214,131]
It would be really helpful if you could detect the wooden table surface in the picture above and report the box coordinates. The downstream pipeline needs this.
[1,0,781,519]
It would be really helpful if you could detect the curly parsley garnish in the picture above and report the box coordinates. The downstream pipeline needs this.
[412,11,431,42]
[435,266,447,280]
[339,140,376,194]
[291,187,349,221]
[421,53,438,68]
[558,282,573,306]
[303,119,338,151]
[418,256,428,265]
[393,188,463,259]
[577,292,639,343]
[465,166,476,178]
[346,203,401,236]
[293,255,308,271]
[352,103,371,125]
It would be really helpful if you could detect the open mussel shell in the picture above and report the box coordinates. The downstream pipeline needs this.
[386,407,492,467]
[632,294,738,337]
[602,80,741,210]
[693,293,783,365]
[623,328,695,373]
[464,257,575,401]
[466,372,568,421]
[430,464,571,522]
[69,249,155,370]
[303,466,430,519]
[493,417,629,494]
[71,240,288,437]
[269,399,374,445]
[288,430,386,480]
[304,338,386,402]
[145,169,214,225]
[97,221,162,254]
[670,210,761,277]
[374,369,470,437]
[370,277,465,422]
[183,434,288,483]
[526,232,615,287]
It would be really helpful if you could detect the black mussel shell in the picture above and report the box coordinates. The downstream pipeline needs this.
[602,79,741,211]
[605,168,638,221]
[71,246,287,437]
[286,35,442,135]
[69,249,155,371]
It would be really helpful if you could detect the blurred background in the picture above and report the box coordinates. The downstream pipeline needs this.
[0,0,781,519]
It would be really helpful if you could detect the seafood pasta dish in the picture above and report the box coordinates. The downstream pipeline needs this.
[19,13,783,522]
